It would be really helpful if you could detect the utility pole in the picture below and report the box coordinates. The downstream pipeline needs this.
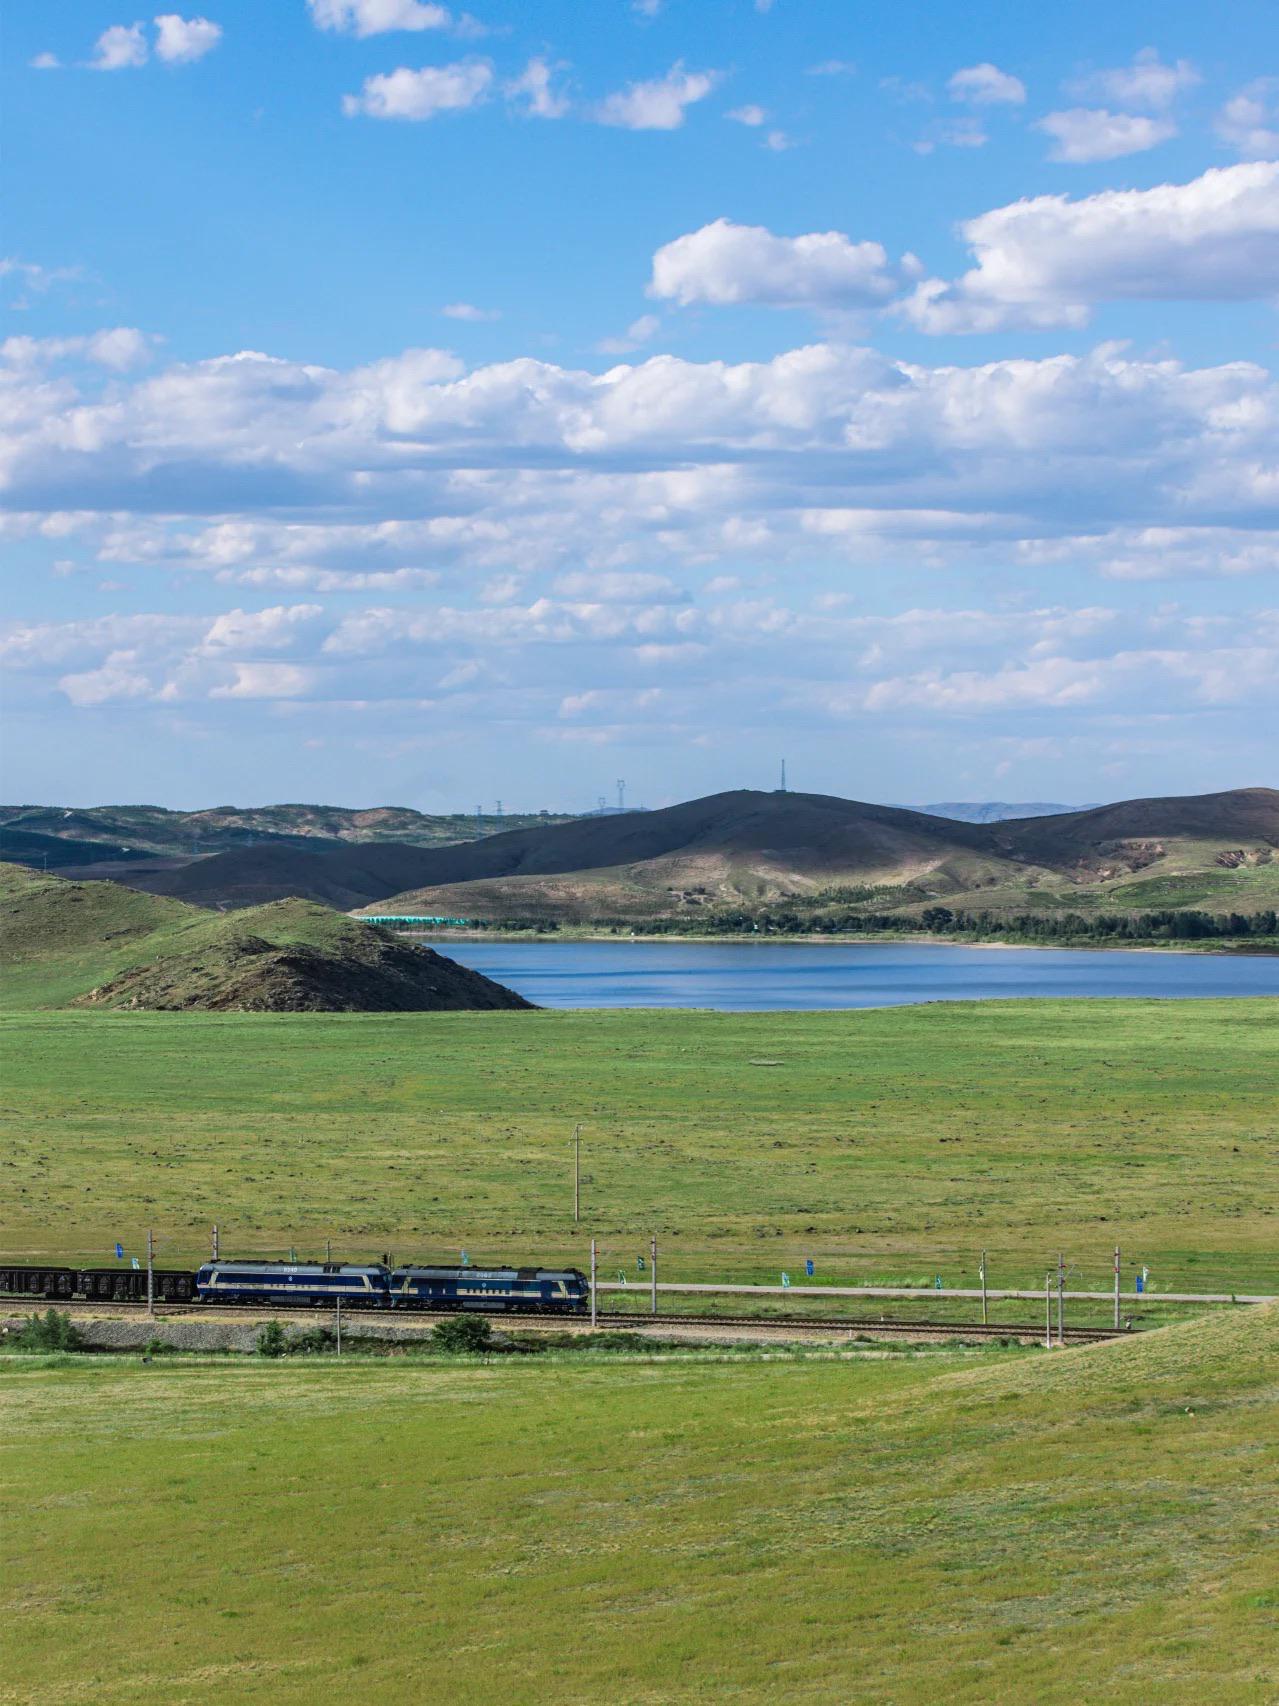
[211,1223,219,1261]
[1045,1272,1052,1349]
[146,1228,155,1319]
[335,1293,342,1357]
[590,1238,597,1329]
[1114,1243,1121,1330]
[573,1123,582,1224]
[650,1233,658,1316]
[1056,1251,1065,1347]
[980,1250,988,1327]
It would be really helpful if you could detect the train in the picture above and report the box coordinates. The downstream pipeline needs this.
[0,1259,590,1314]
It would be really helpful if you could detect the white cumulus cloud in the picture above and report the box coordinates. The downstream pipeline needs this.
[899,161,1279,332]
[1217,80,1279,159]
[1066,48,1199,111]
[1037,107,1176,164]
[594,62,719,130]
[308,0,452,35]
[342,59,492,120]
[649,218,898,308]
[153,14,222,63]
[506,57,571,119]
[89,23,149,70]
[947,63,1025,105]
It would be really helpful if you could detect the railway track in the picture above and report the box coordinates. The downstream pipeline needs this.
[1,1294,1124,1342]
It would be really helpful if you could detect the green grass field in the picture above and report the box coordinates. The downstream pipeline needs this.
[2,1307,1275,1705]
[2,999,1275,1304]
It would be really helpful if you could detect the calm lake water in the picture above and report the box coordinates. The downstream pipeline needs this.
[428,938,1279,1011]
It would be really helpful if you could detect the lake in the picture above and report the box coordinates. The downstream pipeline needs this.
[425,938,1279,1011]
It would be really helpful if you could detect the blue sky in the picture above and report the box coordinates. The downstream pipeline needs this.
[2,0,1277,811]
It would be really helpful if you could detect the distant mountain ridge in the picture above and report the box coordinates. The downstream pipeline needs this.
[0,802,578,867]
[71,786,1279,923]
[924,802,1096,823]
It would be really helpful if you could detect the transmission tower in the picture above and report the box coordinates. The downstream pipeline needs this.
[779,758,787,793]
[617,778,626,811]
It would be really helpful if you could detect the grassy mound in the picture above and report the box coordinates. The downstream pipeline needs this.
[0,863,529,1013]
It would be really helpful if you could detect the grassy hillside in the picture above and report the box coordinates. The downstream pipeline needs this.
[4,1308,1276,1704]
[369,786,1279,925]
[0,864,528,1013]
[2,999,1274,1301]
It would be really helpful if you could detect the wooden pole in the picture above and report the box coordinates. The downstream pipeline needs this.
[1114,1243,1121,1330]
[650,1233,657,1316]
[590,1238,597,1328]
[1045,1272,1052,1349]
[1056,1251,1065,1347]
[146,1228,154,1319]
[980,1250,988,1327]
[335,1293,342,1357]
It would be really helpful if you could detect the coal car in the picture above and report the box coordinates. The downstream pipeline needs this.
[0,1263,195,1303]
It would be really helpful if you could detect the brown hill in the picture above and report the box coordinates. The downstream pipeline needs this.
[106,791,1014,913]
[369,786,1279,923]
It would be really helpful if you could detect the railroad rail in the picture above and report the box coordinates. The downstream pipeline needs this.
[0,1294,1123,1342]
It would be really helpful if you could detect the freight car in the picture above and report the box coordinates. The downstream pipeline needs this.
[0,1263,196,1303]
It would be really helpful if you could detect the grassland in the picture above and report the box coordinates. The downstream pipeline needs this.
[2,1307,1275,1704]
[1,999,1275,1303]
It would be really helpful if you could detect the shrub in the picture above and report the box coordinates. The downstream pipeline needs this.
[432,1313,493,1354]
[255,1319,287,1358]
[291,1325,336,1355]
[15,1309,84,1352]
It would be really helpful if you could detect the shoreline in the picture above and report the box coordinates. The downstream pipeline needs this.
[382,927,1279,960]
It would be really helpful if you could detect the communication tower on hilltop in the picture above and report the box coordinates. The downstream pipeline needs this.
[778,758,787,793]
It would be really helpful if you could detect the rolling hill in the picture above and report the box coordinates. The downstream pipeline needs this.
[28,787,1278,926]
[365,786,1279,924]
[0,863,530,1012]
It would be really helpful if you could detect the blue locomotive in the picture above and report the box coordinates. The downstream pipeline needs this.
[194,1261,393,1305]
[392,1265,589,1312]
[192,1260,589,1313]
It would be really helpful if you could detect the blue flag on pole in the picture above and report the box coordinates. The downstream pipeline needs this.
[114,1242,124,1260]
